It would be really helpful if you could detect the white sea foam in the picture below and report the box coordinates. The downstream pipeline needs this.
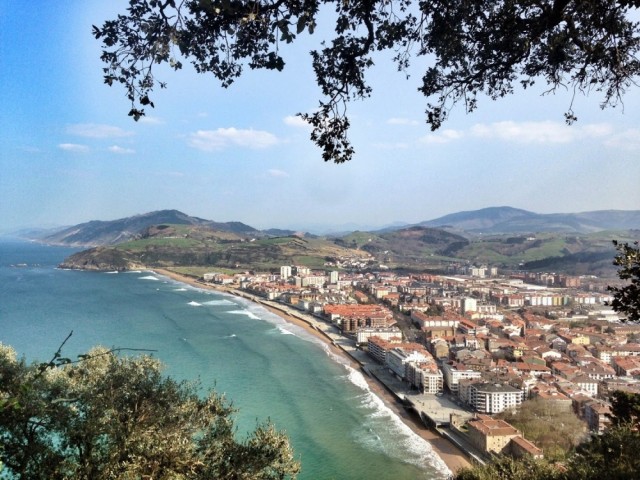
[188,301,202,307]
[276,325,295,335]
[202,299,237,306]
[228,309,261,320]
[173,288,188,292]
[126,270,142,273]
[346,367,371,392]
[105,271,118,274]
[340,365,451,476]
[139,275,159,281]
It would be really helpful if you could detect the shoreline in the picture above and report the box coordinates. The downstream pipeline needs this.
[154,268,471,475]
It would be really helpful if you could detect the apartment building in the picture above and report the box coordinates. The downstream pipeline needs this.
[442,361,482,393]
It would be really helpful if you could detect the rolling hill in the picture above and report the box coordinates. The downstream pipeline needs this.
[418,207,640,234]
[35,207,638,276]
[59,224,372,272]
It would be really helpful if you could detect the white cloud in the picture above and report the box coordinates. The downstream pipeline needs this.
[387,117,420,126]
[283,115,310,128]
[58,143,89,153]
[471,121,570,143]
[267,169,290,178]
[108,145,136,154]
[187,128,279,151]
[419,129,463,144]
[581,123,614,137]
[138,116,164,125]
[469,120,617,145]
[604,128,640,150]
[66,123,134,138]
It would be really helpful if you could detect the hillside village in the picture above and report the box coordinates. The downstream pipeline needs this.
[200,260,640,461]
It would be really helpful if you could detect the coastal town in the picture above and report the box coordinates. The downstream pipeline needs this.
[193,257,639,465]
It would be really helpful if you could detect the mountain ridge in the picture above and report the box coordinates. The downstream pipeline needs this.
[25,206,640,248]
[38,210,260,247]
[417,207,640,234]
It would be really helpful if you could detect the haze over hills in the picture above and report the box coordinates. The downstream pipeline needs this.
[23,206,640,247]
[417,206,640,235]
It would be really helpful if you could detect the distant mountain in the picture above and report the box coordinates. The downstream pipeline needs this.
[39,210,259,247]
[50,208,638,276]
[418,207,640,234]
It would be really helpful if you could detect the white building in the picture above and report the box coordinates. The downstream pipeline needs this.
[386,348,432,380]
[442,361,482,393]
[462,297,477,314]
[300,275,326,288]
[465,382,523,414]
[408,363,444,394]
[280,265,292,280]
[356,327,402,346]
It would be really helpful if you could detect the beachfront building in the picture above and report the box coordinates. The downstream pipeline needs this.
[323,304,394,333]
[367,336,404,364]
[356,327,402,346]
[442,361,482,393]
[386,347,432,380]
[407,362,444,394]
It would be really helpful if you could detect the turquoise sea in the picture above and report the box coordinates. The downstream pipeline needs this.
[0,239,449,479]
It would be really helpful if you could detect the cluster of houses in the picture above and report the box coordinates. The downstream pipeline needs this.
[203,263,640,457]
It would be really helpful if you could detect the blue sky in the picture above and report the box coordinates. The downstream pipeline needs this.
[1,1,639,233]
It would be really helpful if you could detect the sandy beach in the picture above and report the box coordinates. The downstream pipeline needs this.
[154,268,471,475]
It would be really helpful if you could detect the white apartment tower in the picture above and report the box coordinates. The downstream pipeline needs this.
[280,265,292,280]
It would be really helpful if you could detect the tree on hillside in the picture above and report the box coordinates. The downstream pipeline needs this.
[608,240,640,323]
[452,455,562,480]
[0,343,299,480]
[566,398,640,480]
[453,393,640,480]
[495,397,586,459]
[95,0,640,163]
[609,389,640,428]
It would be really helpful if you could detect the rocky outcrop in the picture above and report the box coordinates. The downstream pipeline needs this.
[58,247,145,272]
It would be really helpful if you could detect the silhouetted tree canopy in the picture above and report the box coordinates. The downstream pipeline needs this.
[94,0,640,163]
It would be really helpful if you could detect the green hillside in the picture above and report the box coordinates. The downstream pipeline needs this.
[59,221,637,277]
[60,224,371,271]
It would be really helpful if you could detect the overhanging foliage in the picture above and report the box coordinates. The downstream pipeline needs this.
[95,0,640,163]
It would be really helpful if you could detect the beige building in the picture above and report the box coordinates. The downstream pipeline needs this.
[467,415,520,454]
[466,415,543,458]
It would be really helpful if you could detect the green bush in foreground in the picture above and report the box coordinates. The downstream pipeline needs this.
[0,344,299,480]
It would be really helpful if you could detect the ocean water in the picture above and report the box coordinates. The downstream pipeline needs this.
[0,239,449,480]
